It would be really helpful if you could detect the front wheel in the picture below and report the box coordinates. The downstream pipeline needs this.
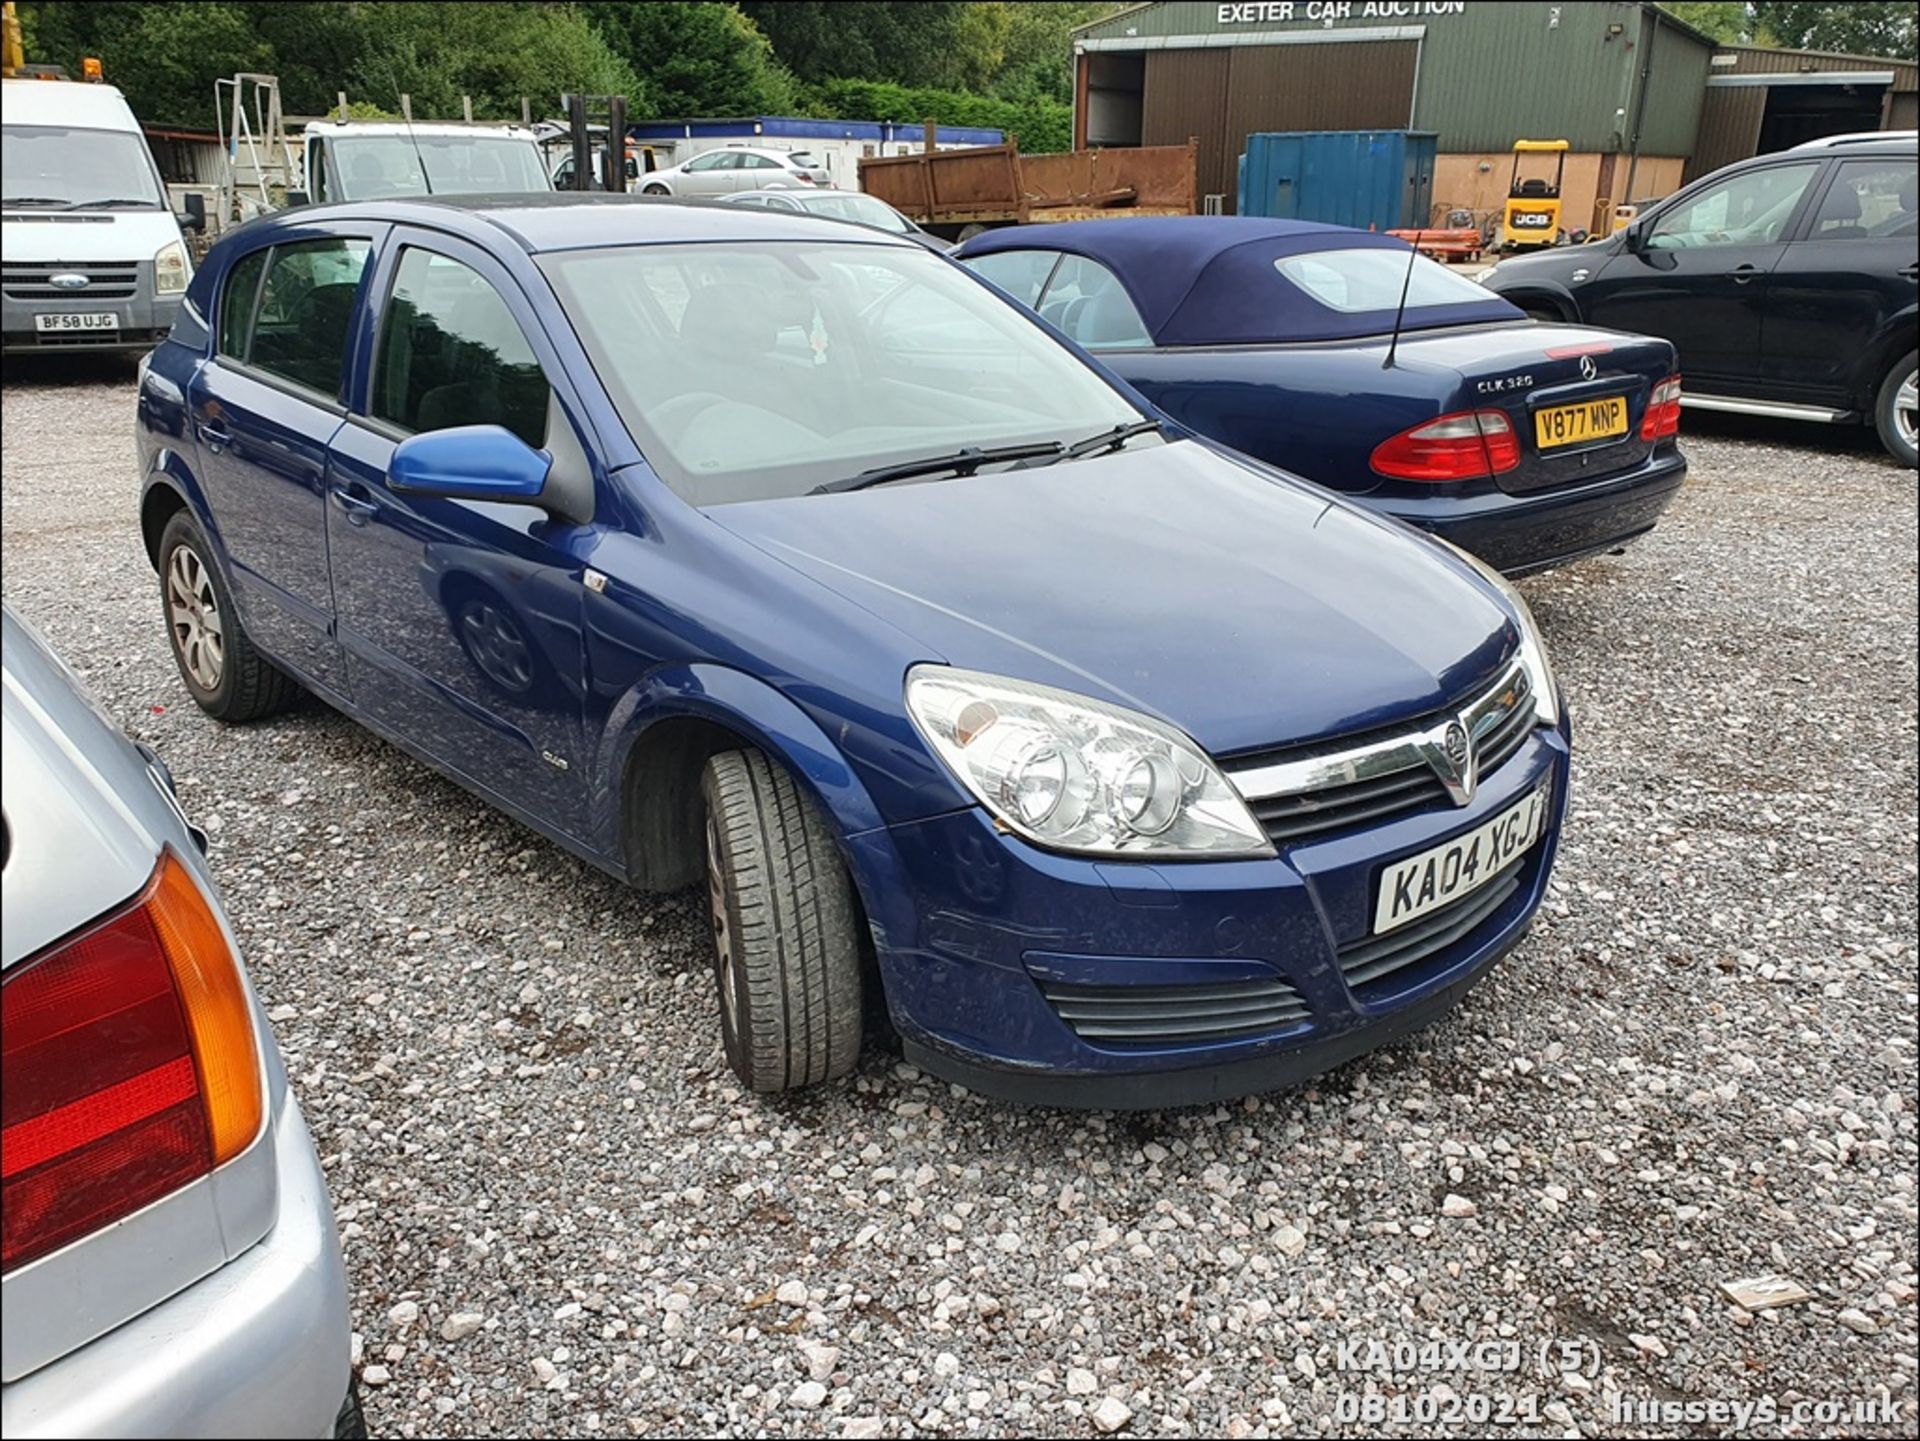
[642,182,670,196]
[1873,351,1917,468]
[701,750,863,1092]
[157,511,299,722]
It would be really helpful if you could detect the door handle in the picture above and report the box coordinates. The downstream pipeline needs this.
[1725,264,1762,284]
[197,422,232,451]
[330,489,377,526]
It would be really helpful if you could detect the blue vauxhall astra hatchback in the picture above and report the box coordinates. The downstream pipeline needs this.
[136,196,1571,1108]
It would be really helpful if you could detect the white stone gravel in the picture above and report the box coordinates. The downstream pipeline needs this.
[4,365,1914,1438]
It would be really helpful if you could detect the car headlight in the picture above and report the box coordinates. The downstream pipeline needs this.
[905,666,1273,859]
[1436,540,1560,727]
[154,239,191,295]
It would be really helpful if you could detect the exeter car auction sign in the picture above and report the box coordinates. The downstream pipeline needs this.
[1217,1,1467,23]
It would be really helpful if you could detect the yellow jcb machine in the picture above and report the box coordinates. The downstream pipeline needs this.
[1500,139,1569,250]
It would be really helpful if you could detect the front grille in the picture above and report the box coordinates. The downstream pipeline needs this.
[1040,976,1311,1048]
[1338,856,1526,995]
[2,261,140,301]
[1227,663,1536,846]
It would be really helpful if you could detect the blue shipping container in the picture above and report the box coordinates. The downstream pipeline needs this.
[1237,131,1437,230]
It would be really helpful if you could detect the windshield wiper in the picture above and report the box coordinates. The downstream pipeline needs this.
[1016,419,1165,469]
[809,441,1066,496]
[65,197,161,210]
[3,196,74,208]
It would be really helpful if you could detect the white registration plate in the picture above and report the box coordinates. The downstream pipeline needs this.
[1373,786,1549,935]
[34,312,118,333]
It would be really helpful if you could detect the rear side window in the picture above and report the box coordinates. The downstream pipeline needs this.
[217,248,268,359]
[962,249,1059,307]
[1275,249,1493,313]
[225,238,370,398]
[1809,158,1917,240]
[1037,254,1153,351]
[374,247,549,448]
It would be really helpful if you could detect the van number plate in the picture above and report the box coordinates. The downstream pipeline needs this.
[1535,396,1627,450]
[35,312,118,333]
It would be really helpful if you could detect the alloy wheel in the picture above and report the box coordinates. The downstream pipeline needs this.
[166,544,224,691]
[1897,372,1917,453]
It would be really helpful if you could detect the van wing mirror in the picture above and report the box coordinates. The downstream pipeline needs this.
[179,191,207,232]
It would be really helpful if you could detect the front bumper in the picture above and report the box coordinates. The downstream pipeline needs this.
[1379,446,1686,576]
[858,719,1570,1109]
[0,284,180,356]
[1,1088,353,1439]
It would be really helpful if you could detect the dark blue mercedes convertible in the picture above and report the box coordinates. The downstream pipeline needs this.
[955,218,1687,575]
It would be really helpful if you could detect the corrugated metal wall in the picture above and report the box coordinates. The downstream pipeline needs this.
[1144,42,1417,209]
[1685,87,1766,182]
[1714,45,1917,91]
[1141,50,1231,201]
[1082,2,1719,156]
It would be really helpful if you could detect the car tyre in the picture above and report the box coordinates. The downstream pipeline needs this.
[701,749,862,1092]
[1873,351,1917,468]
[157,510,299,722]
[642,182,670,196]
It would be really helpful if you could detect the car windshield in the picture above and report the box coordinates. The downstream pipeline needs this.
[797,193,912,233]
[540,240,1145,506]
[331,135,550,199]
[1,124,163,208]
[1275,248,1495,312]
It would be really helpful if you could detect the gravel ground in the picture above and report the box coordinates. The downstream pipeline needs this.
[3,363,1915,1440]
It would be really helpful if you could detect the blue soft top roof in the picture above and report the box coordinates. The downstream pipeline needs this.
[958,216,1521,345]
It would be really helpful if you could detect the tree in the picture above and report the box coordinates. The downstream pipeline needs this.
[740,2,977,89]
[1749,1,1917,57]
[992,1,1128,103]
[1659,2,1751,45]
[579,3,794,118]
[20,1,269,127]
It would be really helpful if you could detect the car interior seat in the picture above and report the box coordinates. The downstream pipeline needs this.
[1816,181,1868,241]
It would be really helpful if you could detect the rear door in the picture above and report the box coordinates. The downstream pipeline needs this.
[325,230,595,834]
[187,226,380,691]
[1580,159,1823,392]
[1761,154,1919,405]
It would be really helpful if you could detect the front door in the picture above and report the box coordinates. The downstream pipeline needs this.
[1762,155,1919,402]
[1583,159,1823,392]
[326,233,594,835]
[187,230,375,691]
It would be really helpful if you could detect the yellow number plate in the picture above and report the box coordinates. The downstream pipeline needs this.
[1534,396,1628,450]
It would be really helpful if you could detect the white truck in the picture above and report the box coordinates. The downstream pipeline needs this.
[292,121,552,204]
[2,76,203,356]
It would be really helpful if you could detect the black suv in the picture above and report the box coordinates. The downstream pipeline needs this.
[1484,135,1917,466]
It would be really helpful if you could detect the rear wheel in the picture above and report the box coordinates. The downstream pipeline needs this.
[642,182,670,196]
[701,750,863,1092]
[157,511,299,722]
[1873,351,1917,468]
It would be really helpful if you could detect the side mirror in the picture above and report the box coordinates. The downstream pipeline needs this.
[179,191,207,232]
[284,189,310,209]
[388,426,551,505]
[1622,220,1651,254]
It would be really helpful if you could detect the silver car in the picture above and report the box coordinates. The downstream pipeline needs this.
[720,187,954,250]
[639,144,830,197]
[0,605,358,1439]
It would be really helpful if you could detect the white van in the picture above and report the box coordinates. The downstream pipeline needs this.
[295,121,552,203]
[2,77,201,356]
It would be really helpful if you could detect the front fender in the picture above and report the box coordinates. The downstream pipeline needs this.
[589,663,925,945]
[1485,275,1582,322]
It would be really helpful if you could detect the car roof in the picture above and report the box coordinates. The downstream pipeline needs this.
[0,77,140,132]
[304,121,540,142]
[957,216,1521,346]
[230,193,920,255]
[1790,130,1917,151]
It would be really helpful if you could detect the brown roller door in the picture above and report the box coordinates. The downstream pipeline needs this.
[1142,50,1233,205]
[1143,41,1418,210]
